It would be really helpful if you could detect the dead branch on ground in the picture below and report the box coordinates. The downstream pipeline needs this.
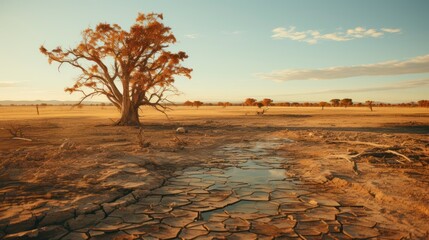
[328,140,416,175]
[327,140,390,148]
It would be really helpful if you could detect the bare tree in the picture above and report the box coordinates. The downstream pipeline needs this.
[40,13,192,126]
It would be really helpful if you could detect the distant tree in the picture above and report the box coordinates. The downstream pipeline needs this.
[319,101,328,110]
[244,98,257,106]
[330,99,340,107]
[417,100,429,108]
[184,100,193,107]
[193,101,203,109]
[40,13,192,126]
[261,98,273,107]
[218,102,231,108]
[255,102,264,108]
[365,100,374,111]
[340,98,353,108]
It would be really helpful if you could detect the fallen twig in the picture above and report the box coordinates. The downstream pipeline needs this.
[12,137,32,142]
[327,140,390,148]
[386,150,413,163]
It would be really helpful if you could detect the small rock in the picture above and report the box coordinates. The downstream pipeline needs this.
[176,127,187,134]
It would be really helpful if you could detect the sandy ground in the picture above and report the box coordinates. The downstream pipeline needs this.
[0,105,428,239]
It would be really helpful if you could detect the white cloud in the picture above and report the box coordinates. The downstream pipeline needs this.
[272,27,307,40]
[382,28,401,33]
[257,54,429,81]
[319,33,350,41]
[0,81,16,87]
[272,26,400,44]
[184,33,198,39]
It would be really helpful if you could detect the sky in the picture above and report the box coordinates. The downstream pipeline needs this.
[0,0,429,103]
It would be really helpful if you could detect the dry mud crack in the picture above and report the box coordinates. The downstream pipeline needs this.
[2,138,412,239]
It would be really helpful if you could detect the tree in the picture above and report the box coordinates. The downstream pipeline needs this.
[193,101,203,109]
[218,102,231,108]
[319,101,327,110]
[340,98,353,108]
[365,100,374,111]
[417,100,429,108]
[261,98,273,107]
[244,98,257,106]
[184,100,193,107]
[255,102,264,108]
[330,99,340,107]
[40,13,192,126]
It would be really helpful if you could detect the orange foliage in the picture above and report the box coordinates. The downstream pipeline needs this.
[40,13,192,125]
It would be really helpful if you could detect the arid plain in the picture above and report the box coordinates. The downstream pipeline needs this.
[0,105,428,239]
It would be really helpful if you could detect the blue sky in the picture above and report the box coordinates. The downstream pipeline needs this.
[1,0,428,103]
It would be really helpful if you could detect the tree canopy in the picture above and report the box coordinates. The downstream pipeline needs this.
[40,13,192,126]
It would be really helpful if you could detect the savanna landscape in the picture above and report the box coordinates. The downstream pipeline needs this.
[1,1,429,240]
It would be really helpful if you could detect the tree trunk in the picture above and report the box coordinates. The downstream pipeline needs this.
[116,95,140,126]
[116,104,140,126]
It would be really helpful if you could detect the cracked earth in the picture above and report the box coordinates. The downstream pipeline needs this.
[1,106,428,239]
[3,138,412,239]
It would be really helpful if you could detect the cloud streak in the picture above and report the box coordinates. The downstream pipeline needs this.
[0,81,16,87]
[307,78,429,95]
[272,26,401,44]
[257,54,429,81]
[267,78,429,97]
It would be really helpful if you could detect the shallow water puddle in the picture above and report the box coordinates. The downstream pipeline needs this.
[207,160,286,189]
